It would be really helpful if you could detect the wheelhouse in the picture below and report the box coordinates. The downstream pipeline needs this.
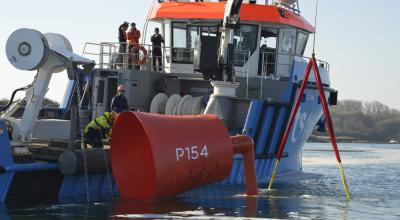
[148,1,319,79]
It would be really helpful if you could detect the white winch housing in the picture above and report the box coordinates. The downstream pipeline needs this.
[3,28,95,144]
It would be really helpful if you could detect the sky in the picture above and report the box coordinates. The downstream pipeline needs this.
[0,0,399,110]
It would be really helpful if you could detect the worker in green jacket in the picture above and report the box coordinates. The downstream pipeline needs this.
[83,111,117,148]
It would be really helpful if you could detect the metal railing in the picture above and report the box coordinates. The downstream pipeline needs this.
[82,42,197,72]
[259,51,330,76]
[82,42,256,73]
[82,41,330,76]
[270,0,300,15]
[304,55,330,71]
[257,50,330,99]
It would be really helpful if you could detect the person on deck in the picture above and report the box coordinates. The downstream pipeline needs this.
[127,22,141,70]
[111,85,129,113]
[150,27,164,72]
[116,21,129,68]
[83,111,117,148]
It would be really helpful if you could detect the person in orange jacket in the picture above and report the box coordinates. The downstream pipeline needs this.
[127,22,141,70]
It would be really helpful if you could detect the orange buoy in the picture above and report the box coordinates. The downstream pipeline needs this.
[110,112,234,200]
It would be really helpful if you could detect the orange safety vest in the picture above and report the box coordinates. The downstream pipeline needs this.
[127,29,141,46]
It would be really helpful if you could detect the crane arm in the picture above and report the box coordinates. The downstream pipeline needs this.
[4,29,94,144]
[218,0,243,82]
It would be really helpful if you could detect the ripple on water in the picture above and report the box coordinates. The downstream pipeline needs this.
[1,143,400,219]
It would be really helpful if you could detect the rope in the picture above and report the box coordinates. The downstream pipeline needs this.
[88,111,114,199]
[142,0,157,45]
[312,0,319,54]
[97,128,115,201]
[268,55,351,200]
[76,71,114,201]
[75,71,91,203]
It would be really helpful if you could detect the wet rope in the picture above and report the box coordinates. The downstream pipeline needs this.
[75,73,91,203]
[98,128,115,201]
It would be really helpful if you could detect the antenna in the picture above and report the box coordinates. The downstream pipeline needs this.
[312,0,319,54]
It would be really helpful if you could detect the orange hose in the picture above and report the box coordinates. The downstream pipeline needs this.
[231,135,258,196]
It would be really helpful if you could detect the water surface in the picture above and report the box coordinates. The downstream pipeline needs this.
[1,143,399,219]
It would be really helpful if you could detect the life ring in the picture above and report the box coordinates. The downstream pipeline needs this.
[131,45,148,65]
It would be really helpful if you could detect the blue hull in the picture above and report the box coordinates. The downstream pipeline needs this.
[224,88,324,185]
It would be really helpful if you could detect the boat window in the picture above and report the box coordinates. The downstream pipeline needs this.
[279,29,296,54]
[172,22,198,64]
[259,28,278,75]
[295,32,308,56]
[201,26,218,37]
[96,80,105,104]
[233,25,259,66]
[260,32,277,50]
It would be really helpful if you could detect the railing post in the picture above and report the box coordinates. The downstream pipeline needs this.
[259,52,265,99]
[99,43,104,69]
[242,50,250,99]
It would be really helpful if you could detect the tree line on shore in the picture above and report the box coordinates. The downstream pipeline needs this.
[317,100,400,142]
[0,98,60,109]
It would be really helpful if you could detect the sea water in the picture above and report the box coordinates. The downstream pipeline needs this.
[1,143,399,219]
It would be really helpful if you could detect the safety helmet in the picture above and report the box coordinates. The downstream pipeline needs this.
[117,85,125,92]
[110,111,118,121]
[103,111,117,123]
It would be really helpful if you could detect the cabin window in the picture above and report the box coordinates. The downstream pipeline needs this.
[277,28,296,78]
[296,32,308,56]
[201,26,218,37]
[96,80,105,104]
[233,25,258,66]
[172,22,198,64]
[280,29,296,54]
[259,28,278,75]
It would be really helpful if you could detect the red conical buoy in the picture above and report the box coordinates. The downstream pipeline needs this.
[111,112,234,200]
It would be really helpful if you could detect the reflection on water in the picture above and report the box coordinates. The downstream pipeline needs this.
[1,143,400,219]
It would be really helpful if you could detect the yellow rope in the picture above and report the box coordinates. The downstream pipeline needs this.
[338,162,351,200]
[268,160,280,190]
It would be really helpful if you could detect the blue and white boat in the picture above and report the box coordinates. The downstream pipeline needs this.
[0,0,337,202]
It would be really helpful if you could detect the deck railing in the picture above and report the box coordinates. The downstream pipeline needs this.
[82,42,197,72]
[82,42,255,73]
[269,0,300,15]
[82,41,329,76]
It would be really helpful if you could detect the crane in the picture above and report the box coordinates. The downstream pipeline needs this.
[218,0,244,82]
[1,28,95,146]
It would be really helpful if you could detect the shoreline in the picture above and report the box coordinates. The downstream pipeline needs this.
[308,135,399,144]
